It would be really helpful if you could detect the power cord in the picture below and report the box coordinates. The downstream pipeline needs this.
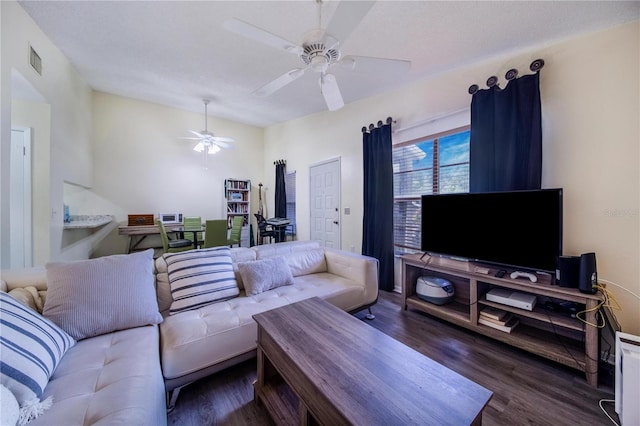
[598,399,619,426]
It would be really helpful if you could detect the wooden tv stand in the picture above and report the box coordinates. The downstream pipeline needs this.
[401,254,603,386]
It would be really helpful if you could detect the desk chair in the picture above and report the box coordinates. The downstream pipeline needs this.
[203,220,229,248]
[227,216,244,247]
[254,213,275,244]
[183,216,204,248]
[157,221,192,254]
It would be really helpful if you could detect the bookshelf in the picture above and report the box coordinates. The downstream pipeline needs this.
[224,178,250,246]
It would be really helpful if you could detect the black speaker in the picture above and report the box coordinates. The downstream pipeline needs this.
[556,256,580,288]
[578,252,597,294]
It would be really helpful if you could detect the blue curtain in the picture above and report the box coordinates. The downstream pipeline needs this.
[362,124,394,291]
[275,161,287,218]
[470,72,542,192]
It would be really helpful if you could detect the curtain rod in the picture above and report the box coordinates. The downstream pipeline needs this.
[393,108,469,134]
[361,117,394,133]
[273,159,286,165]
[468,58,544,94]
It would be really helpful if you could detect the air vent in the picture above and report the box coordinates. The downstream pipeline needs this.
[29,45,42,75]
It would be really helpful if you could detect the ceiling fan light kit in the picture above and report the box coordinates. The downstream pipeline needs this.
[180,99,234,158]
[223,0,410,112]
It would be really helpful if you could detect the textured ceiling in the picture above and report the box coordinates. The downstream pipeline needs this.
[17,1,640,127]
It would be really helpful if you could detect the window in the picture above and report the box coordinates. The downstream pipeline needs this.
[393,127,470,255]
[285,171,296,238]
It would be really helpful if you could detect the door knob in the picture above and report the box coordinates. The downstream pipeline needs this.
[333,221,339,225]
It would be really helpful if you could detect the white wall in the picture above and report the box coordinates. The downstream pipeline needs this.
[265,22,640,334]
[90,93,265,255]
[1,0,94,267]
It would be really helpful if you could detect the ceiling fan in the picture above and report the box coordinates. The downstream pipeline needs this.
[180,99,234,155]
[223,0,410,111]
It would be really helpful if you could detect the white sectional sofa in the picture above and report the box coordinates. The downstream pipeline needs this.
[0,240,378,424]
[156,240,379,408]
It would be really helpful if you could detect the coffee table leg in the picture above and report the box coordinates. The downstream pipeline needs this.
[255,346,264,405]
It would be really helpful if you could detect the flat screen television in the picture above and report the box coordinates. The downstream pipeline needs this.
[420,189,562,274]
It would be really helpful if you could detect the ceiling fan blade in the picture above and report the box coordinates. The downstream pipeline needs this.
[325,1,375,43]
[212,136,235,143]
[339,55,411,74]
[320,73,344,111]
[189,130,205,138]
[213,140,233,150]
[255,68,307,97]
[223,18,303,55]
[178,137,202,140]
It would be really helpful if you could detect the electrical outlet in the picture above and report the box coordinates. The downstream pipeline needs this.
[344,207,351,215]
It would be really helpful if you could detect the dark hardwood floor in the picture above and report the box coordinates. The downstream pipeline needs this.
[168,291,619,425]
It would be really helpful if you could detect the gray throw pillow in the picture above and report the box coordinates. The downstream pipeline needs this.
[43,249,163,340]
[237,256,294,296]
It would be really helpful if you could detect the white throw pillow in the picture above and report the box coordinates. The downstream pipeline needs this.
[165,247,240,315]
[237,257,294,296]
[43,249,163,340]
[0,292,75,412]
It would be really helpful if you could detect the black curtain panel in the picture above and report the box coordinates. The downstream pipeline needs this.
[362,123,394,291]
[274,160,287,218]
[469,72,542,192]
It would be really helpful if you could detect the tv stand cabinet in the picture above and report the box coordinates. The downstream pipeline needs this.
[401,254,603,387]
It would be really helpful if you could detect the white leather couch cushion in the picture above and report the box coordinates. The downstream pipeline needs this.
[160,272,367,381]
[283,247,327,277]
[253,240,322,259]
[28,325,166,426]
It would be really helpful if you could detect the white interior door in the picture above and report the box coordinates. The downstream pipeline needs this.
[309,158,341,248]
[10,128,33,268]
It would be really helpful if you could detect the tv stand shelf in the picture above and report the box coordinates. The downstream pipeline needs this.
[401,254,603,387]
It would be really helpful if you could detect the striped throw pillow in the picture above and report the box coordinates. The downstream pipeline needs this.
[165,247,240,315]
[0,291,75,406]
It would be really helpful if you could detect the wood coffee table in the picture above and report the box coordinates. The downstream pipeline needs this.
[252,297,493,425]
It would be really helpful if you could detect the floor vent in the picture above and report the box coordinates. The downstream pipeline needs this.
[29,45,42,75]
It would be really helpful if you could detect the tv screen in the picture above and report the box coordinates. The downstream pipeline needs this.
[420,189,562,273]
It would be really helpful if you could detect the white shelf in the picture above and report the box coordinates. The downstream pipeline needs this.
[63,215,113,229]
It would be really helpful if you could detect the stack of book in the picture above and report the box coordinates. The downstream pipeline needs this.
[478,307,519,333]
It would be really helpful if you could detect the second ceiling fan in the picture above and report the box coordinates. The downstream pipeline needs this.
[223,0,410,111]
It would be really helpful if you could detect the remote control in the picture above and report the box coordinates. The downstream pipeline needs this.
[495,269,507,278]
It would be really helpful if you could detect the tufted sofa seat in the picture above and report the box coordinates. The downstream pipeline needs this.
[0,270,166,426]
[155,240,379,409]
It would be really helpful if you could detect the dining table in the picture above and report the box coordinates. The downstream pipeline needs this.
[178,224,206,249]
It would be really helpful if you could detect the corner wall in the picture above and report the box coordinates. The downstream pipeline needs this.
[1,1,93,267]
[264,22,640,334]
[90,92,265,256]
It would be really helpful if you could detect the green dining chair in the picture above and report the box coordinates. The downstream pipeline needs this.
[227,215,244,247]
[203,220,229,248]
[183,216,204,248]
[157,220,192,254]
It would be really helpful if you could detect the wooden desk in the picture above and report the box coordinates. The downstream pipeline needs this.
[253,297,493,425]
[266,218,290,243]
[118,224,184,252]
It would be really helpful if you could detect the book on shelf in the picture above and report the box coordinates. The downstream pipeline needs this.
[479,311,513,326]
[478,316,519,333]
[479,306,508,321]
